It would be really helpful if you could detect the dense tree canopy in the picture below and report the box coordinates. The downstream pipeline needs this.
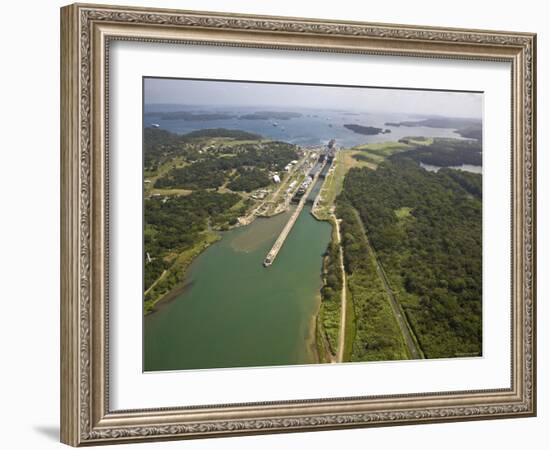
[339,157,482,358]
[227,167,271,192]
[394,138,482,167]
[144,190,241,290]
[153,138,298,191]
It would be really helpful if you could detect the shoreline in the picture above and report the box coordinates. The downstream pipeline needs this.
[307,292,323,364]
[144,232,221,315]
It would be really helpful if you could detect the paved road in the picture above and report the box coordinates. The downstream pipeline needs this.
[352,208,423,360]
[333,215,347,363]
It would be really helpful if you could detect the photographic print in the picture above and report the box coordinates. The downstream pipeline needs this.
[61,6,536,444]
[142,78,483,372]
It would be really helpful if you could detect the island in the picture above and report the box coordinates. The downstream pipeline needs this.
[343,124,391,135]
[385,116,482,141]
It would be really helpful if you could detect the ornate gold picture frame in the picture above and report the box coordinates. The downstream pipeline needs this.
[60,3,536,446]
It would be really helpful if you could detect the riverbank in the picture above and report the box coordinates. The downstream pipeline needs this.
[144,231,221,315]
[313,209,357,363]
[316,216,342,359]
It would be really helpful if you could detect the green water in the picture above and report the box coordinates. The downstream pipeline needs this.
[144,198,332,371]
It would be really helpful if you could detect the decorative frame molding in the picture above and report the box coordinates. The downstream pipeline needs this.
[60,3,536,446]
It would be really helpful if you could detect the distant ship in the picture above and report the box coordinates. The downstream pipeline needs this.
[272,122,278,127]
[151,123,160,128]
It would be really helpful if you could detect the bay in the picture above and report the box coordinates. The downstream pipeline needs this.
[144,106,467,148]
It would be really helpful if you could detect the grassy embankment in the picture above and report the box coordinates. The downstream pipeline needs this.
[319,222,343,356]
[312,139,416,220]
[350,138,432,168]
[312,152,346,361]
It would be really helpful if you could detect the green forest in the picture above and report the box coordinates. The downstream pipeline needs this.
[227,167,271,192]
[338,157,482,359]
[145,190,241,273]
[395,137,482,166]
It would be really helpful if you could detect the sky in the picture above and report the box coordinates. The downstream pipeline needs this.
[144,78,482,119]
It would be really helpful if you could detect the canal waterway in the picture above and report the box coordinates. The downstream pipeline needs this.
[144,177,331,371]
